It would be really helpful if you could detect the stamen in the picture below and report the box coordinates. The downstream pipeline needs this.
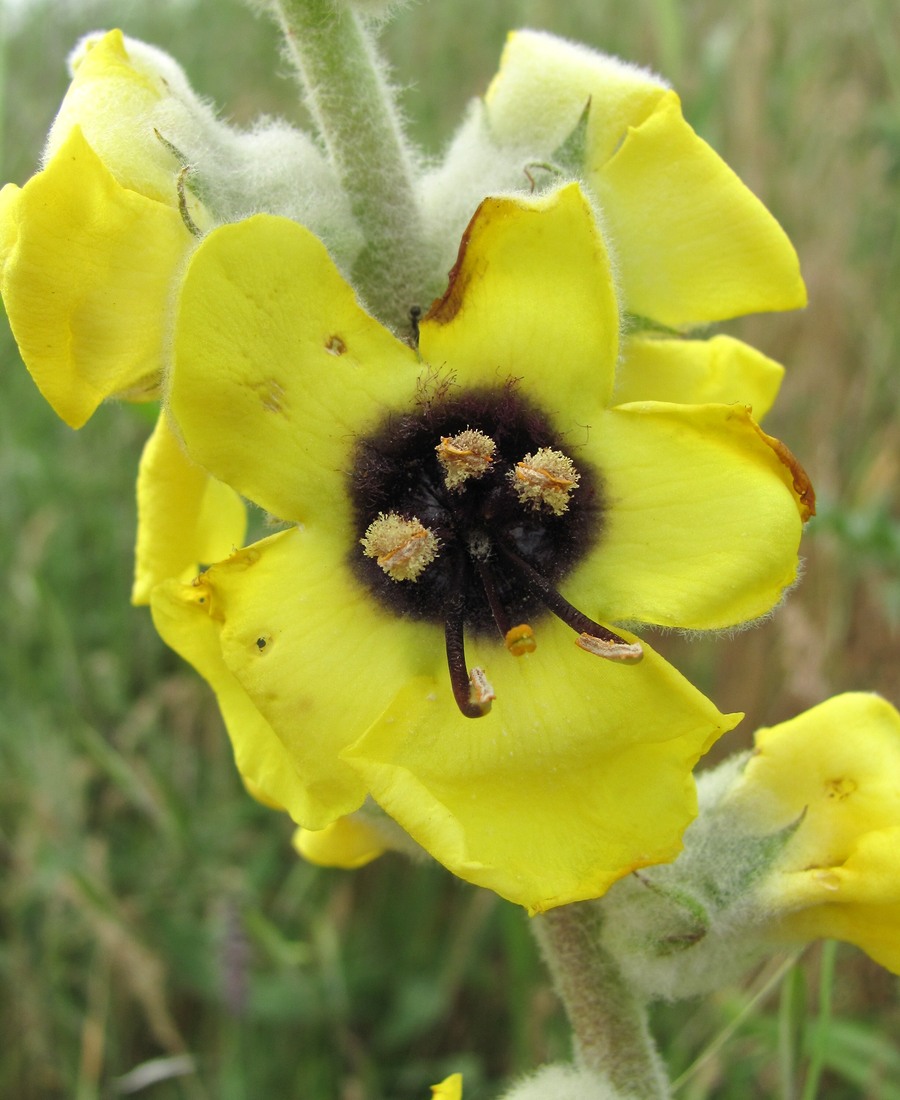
[361,513,439,582]
[512,447,580,515]
[436,429,496,489]
[473,557,537,656]
[445,595,494,718]
[499,546,642,662]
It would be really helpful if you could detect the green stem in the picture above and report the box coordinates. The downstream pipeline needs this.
[535,903,670,1100]
[270,0,428,331]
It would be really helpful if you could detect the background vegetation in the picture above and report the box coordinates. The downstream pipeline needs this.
[1,0,898,1096]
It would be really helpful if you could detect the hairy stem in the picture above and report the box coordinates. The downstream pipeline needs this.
[535,903,670,1100]
[270,0,428,331]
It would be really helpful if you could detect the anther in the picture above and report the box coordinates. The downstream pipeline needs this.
[512,447,580,515]
[576,632,643,661]
[436,429,496,490]
[361,513,439,582]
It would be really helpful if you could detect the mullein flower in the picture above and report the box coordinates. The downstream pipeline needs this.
[422,29,806,418]
[150,182,811,912]
[0,29,359,428]
[599,693,900,1000]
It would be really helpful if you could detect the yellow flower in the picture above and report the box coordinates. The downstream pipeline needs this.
[438,29,807,419]
[431,1074,463,1100]
[0,30,201,427]
[485,30,806,327]
[150,182,810,912]
[0,29,353,430]
[725,693,900,973]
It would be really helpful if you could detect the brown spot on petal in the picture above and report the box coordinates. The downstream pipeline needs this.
[325,334,346,356]
[424,200,491,326]
[752,422,816,521]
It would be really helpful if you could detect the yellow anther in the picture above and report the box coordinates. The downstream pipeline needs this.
[504,623,537,656]
[361,513,440,582]
[512,447,580,515]
[435,429,496,489]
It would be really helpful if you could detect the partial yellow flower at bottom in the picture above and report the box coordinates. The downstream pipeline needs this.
[725,693,900,973]
[431,1074,463,1100]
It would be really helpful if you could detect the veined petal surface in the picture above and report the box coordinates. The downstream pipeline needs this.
[613,334,784,420]
[420,183,619,419]
[0,126,193,427]
[133,412,246,604]
[565,402,806,629]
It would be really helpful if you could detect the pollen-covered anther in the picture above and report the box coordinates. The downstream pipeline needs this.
[512,447,580,515]
[435,429,496,489]
[361,513,440,582]
[576,632,643,662]
[505,623,537,656]
[468,667,496,714]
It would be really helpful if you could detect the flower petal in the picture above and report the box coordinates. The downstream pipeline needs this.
[132,412,246,605]
[774,829,900,975]
[612,334,784,420]
[1,126,193,427]
[46,29,187,207]
[595,91,806,327]
[150,576,312,818]
[731,693,900,868]
[168,214,420,525]
[431,1074,463,1100]
[484,29,669,164]
[565,403,807,629]
[174,526,444,828]
[293,818,387,870]
[419,183,619,419]
[344,619,739,912]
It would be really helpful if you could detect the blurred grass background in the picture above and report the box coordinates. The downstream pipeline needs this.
[1,0,898,1096]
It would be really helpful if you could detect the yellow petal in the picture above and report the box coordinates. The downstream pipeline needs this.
[1,126,193,428]
[179,526,440,828]
[774,829,900,975]
[150,577,313,818]
[168,214,419,525]
[132,412,246,605]
[595,91,806,327]
[613,334,784,420]
[344,620,739,913]
[485,29,668,165]
[431,1074,463,1100]
[730,693,900,869]
[565,403,807,629]
[46,29,178,205]
[420,183,619,419]
[293,818,387,870]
